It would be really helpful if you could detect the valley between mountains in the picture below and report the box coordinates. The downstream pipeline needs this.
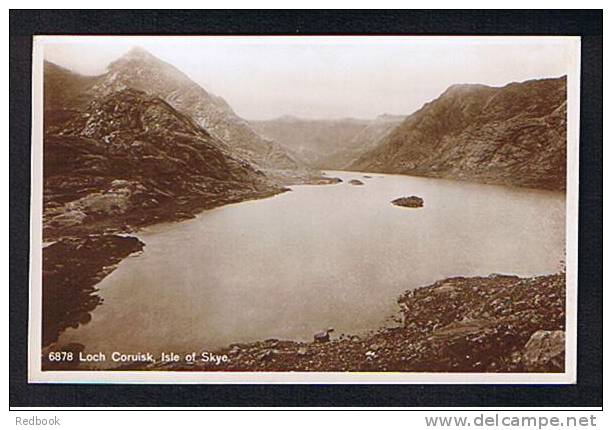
[41,47,568,373]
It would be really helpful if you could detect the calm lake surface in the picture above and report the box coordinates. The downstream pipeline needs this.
[58,171,566,359]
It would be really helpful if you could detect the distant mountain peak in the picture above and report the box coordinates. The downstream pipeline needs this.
[120,46,159,62]
[442,82,491,96]
[107,46,174,74]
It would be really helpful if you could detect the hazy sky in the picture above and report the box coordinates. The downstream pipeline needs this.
[40,36,577,120]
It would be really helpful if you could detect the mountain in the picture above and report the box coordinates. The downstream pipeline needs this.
[43,87,284,239]
[80,47,299,171]
[251,114,403,169]
[44,47,299,171]
[251,116,370,168]
[350,77,567,190]
[323,114,404,168]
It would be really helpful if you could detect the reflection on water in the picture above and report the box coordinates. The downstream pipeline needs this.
[58,171,566,359]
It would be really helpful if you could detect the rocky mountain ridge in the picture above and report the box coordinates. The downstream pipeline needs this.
[351,77,567,190]
[89,47,299,170]
[45,48,299,171]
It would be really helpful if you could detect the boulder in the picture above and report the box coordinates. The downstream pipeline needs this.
[391,196,424,208]
[521,330,565,372]
[314,328,334,343]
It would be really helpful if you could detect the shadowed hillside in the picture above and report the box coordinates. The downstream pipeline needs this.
[351,77,567,190]
[44,87,285,239]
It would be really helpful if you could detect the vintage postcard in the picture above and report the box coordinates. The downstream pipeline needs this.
[28,35,580,383]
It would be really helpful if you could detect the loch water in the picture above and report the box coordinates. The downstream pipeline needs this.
[57,171,566,362]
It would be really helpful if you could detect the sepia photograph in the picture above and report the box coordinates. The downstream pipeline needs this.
[27,35,580,384]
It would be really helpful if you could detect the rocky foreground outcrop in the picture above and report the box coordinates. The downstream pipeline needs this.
[351,77,567,190]
[144,273,565,373]
[42,235,144,346]
[521,330,565,372]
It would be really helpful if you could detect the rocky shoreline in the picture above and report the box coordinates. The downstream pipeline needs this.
[43,181,290,241]
[139,272,565,373]
[42,234,145,346]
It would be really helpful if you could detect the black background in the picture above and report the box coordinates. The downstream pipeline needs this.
[9,9,603,408]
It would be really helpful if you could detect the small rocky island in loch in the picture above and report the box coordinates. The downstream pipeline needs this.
[349,179,365,186]
[391,196,424,208]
